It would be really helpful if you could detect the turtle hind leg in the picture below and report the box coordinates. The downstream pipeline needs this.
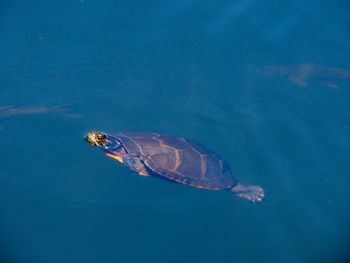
[230,184,265,203]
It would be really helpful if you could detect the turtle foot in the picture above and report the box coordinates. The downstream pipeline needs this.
[231,184,265,203]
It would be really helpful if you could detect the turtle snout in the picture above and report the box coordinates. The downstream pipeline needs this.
[85,133,96,146]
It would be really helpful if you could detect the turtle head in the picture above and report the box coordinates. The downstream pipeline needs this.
[85,130,108,147]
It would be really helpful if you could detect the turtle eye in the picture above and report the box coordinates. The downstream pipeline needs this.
[97,134,106,140]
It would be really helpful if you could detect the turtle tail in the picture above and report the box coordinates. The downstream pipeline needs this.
[231,183,265,203]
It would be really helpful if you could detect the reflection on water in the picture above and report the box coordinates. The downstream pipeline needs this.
[0,104,82,119]
[258,64,350,89]
[0,103,82,131]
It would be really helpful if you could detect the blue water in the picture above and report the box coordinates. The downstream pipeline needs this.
[1,1,350,263]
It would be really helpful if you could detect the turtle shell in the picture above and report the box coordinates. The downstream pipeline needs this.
[113,132,237,190]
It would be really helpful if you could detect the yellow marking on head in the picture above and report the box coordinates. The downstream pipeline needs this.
[106,153,123,163]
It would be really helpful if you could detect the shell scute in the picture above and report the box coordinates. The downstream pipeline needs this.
[158,136,189,150]
[202,154,221,179]
[175,150,202,179]
[150,153,176,171]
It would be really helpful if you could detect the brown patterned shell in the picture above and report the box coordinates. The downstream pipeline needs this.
[114,132,237,190]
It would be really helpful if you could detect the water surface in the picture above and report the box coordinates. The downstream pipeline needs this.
[1,1,350,263]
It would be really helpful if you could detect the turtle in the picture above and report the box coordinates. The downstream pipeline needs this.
[85,130,264,202]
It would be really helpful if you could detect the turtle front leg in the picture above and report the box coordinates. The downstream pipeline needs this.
[123,155,150,177]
